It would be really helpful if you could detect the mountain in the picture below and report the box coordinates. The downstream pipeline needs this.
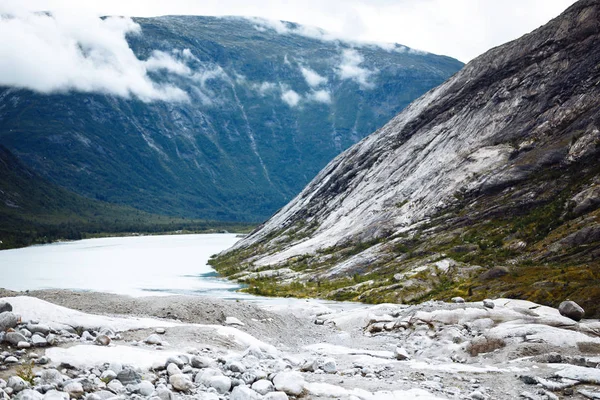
[212,1,600,315]
[0,145,252,249]
[0,16,463,222]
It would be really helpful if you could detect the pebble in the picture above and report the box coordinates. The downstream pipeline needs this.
[395,347,410,361]
[452,297,465,304]
[4,356,18,364]
[166,363,182,376]
[155,328,166,335]
[470,391,485,400]
[137,380,155,396]
[263,393,289,400]
[17,342,31,349]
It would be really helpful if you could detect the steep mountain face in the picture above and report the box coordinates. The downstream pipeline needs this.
[0,16,462,222]
[213,1,600,314]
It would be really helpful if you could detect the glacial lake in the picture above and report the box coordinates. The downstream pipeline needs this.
[0,233,247,298]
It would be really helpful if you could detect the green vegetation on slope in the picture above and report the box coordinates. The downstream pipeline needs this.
[210,155,600,315]
[0,146,254,250]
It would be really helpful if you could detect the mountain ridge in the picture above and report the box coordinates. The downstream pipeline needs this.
[212,0,600,315]
[0,15,462,222]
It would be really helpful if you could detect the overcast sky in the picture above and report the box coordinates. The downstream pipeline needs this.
[10,0,577,62]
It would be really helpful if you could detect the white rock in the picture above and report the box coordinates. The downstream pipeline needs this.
[4,356,19,364]
[31,335,47,347]
[42,390,68,400]
[207,376,231,394]
[63,382,84,398]
[470,391,485,400]
[555,365,600,384]
[99,370,116,383]
[252,379,274,395]
[7,376,28,393]
[17,341,31,349]
[137,380,155,396]
[194,368,222,386]
[155,328,166,335]
[145,334,162,345]
[225,317,245,326]
[273,372,305,396]
[395,347,410,360]
[166,363,182,376]
[228,361,246,373]
[14,389,42,400]
[451,297,465,304]
[169,374,193,392]
[106,380,124,394]
[230,386,262,400]
[321,358,337,374]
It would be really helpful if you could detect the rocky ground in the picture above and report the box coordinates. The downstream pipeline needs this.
[0,290,600,399]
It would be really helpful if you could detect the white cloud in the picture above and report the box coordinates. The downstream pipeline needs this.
[308,89,331,104]
[336,49,376,88]
[281,89,301,107]
[251,81,277,95]
[300,66,327,88]
[0,6,189,102]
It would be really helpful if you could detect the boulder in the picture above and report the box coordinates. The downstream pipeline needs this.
[145,334,162,345]
[5,331,27,345]
[168,374,193,392]
[0,303,12,313]
[194,368,222,386]
[14,390,42,400]
[116,368,141,385]
[31,335,48,347]
[42,390,68,400]
[251,379,274,395]
[559,301,585,321]
[0,313,19,332]
[40,369,64,386]
[7,377,28,393]
[63,382,84,398]
[166,363,181,376]
[136,381,155,396]
[230,386,262,400]
[207,376,231,394]
[191,356,214,369]
[273,372,305,396]
[320,358,337,374]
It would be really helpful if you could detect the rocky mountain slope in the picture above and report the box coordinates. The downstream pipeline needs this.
[0,16,462,222]
[212,1,600,315]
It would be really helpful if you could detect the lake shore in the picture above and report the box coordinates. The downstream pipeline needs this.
[2,289,600,399]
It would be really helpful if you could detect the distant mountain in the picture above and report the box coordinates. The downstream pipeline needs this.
[0,16,462,222]
[213,1,600,314]
[0,145,252,249]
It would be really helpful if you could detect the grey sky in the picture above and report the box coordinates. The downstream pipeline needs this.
[12,0,577,62]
